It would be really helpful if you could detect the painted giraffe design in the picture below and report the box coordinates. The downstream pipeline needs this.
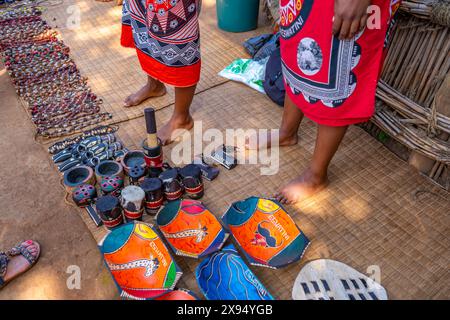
[163,223,208,243]
[107,254,160,277]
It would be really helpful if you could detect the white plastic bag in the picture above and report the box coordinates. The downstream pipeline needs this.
[218,58,268,94]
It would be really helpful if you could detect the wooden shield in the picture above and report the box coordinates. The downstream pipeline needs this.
[100,222,182,299]
[196,244,274,300]
[157,199,228,258]
[222,197,310,269]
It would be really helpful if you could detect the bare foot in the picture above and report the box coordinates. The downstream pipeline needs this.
[124,81,166,107]
[158,115,194,145]
[275,168,328,205]
[2,240,40,284]
[246,130,298,150]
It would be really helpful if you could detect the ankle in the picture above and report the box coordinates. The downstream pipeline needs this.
[170,113,192,124]
[279,129,298,140]
[306,167,328,183]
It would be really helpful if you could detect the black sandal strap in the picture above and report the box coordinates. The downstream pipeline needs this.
[7,243,37,266]
[0,252,9,286]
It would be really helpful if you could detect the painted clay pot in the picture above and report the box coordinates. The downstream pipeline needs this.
[222,197,310,269]
[157,199,228,259]
[140,177,164,216]
[120,186,145,221]
[196,244,274,300]
[100,175,124,197]
[72,184,97,207]
[155,289,199,300]
[96,195,123,229]
[179,164,204,200]
[63,165,95,191]
[100,222,182,300]
[159,168,184,201]
[95,160,124,182]
[121,150,146,175]
[128,165,146,185]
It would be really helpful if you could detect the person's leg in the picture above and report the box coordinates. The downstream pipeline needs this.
[158,85,196,145]
[124,75,167,107]
[275,124,348,204]
[247,94,304,149]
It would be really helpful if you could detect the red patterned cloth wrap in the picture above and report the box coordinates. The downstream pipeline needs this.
[279,0,401,126]
[222,197,310,269]
[121,0,201,87]
[157,199,229,259]
[100,222,182,300]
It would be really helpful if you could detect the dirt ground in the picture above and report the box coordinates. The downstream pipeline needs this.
[0,64,118,300]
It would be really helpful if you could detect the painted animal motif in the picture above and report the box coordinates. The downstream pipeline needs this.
[251,221,284,248]
[222,197,310,269]
[162,223,208,243]
[157,199,228,259]
[107,254,160,277]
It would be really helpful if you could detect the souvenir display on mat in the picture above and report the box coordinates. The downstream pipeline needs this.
[121,150,146,175]
[157,199,228,259]
[159,166,184,201]
[222,197,310,269]
[128,165,146,185]
[71,184,103,227]
[155,288,199,300]
[63,165,95,191]
[192,154,220,181]
[292,259,388,300]
[0,6,112,138]
[140,177,164,216]
[95,160,124,182]
[209,145,238,170]
[142,108,163,176]
[100,176,124,197]
[120,186,145,222]
[53,134,116,163]
[196,244,274,300]
[96,195,123,229]
[52,133,124,172]
[48,125,119,155]
[100,222,182,300]
[179,164,204,200]
[72,184,97,208]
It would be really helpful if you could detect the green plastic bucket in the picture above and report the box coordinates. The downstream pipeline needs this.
[216,0,260,33]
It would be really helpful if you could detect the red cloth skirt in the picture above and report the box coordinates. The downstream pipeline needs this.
[279,0,401,126]
[121,0,201,87]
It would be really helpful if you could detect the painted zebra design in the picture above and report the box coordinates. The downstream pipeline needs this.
[163,224,208,243]
[107,255,160,277]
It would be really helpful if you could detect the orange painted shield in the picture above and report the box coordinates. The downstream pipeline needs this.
[222,197,310,269]
[100,222,182,299]
[157,199,228,258]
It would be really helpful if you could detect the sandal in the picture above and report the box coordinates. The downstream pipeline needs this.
[0,240,41,289]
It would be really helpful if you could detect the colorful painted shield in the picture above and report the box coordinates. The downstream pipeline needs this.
[222,197,310,269]
[196,244,274,300]
[155,288,199,300]
[157,199,228,258]
[100,222,182,300]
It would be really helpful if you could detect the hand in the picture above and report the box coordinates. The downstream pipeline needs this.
[333,0,371,40]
